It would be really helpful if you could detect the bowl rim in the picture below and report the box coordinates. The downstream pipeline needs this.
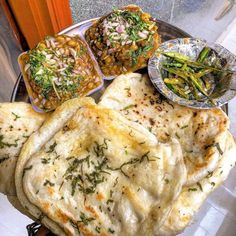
[148,37,236,109]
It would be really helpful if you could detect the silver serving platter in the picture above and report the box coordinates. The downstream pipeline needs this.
[10,18,233,236]
[148,38,236,109]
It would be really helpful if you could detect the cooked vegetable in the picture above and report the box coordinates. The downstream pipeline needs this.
[85,5,160,76]
[197,47,210,63]
[160,47,234,103]
[20,35,102,111]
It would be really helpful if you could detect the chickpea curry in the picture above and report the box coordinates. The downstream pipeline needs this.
[20,35,102,111]
[85,5,160,76]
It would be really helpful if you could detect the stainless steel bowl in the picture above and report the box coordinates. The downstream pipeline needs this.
[148,38,236,109]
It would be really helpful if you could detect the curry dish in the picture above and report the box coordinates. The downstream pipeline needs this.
[19,35,102,111]
[85,5,160,76]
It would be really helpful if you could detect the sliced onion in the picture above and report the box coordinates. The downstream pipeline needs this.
[24,63,30,72]
[33,98,39,103]
[69,48,77,58]
[42,98,47,105]
[50,40,56,48]
[108,48,116,54]
[45,40,50,48]
[138,32,148,39]
[97,51,102,56]
[116,25,125,33]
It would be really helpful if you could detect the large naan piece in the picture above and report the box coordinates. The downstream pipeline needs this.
[159,131,236,235]
[0,102,47,195]
[15,97,186,236]
[99,73,229,185]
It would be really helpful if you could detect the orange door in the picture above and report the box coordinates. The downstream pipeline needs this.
[2,0,73,48]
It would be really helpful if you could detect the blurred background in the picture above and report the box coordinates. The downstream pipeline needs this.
[0,0,236,235]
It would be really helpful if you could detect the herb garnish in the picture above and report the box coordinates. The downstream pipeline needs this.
[46,142,57,153]
[206,171,213,178]
[23,165,33,177]
[123,104,135,110]
[23,134,30,138]
[59,181,64,191]
[95,226,101,233]
[77,212,95,225]
[64,139,111,196]
[43,179,55,186]
[41,158,50,164]
[110,151,158,178]
[106,199,114,204]
[70,220,81,234]
[131,44,153,66]
[12,112,20,121]
[93,139,109,157]
[0,135,19,149]
[197,182,203,191]
[188,187,197,192]
[175,132,180,139]
[204,142,223,155]
[113,177,118,187]
[108,228,115,234]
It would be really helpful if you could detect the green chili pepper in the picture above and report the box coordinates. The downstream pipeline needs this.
[196,68,213,79]
[164,78,183,85]
[172,85,190,99]
[197,47,210,63]
[161,51,190,61]
[161,51,235,73]
[189,74,208,97]
[162,62,183,68]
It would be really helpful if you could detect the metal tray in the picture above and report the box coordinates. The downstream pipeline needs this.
[11,18,231,236]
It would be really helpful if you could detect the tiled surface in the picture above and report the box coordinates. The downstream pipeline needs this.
[70,0,236,42]
[179,167,236,236]
[0,194,32,236]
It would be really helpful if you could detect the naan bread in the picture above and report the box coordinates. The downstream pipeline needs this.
[0,102,47,195]
[15,97,186,236]
[99,73,229,185]
[159,132,236,235]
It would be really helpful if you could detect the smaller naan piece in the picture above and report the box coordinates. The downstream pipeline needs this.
[99,73,229,185]
[15,97,186,236]
[159,132,236,235]
[0,102,47,195]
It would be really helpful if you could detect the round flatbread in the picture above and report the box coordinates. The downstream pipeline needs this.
[99,73,229,185]
[0,102,47,195]
[15,97,186,236]
[159,132,236,235]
